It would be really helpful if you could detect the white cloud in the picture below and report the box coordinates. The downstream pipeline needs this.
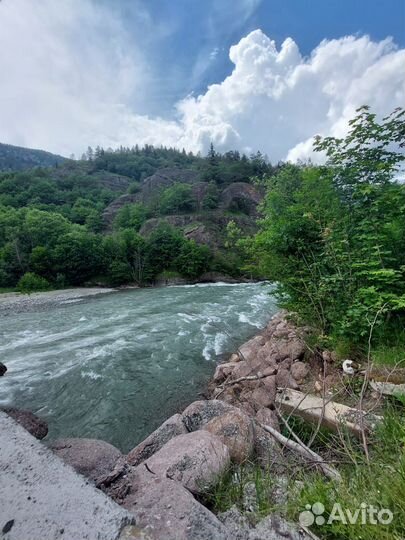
[0,1,404,161]
[176,30,405,161]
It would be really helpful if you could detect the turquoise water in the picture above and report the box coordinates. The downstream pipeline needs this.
[0,283,277,452]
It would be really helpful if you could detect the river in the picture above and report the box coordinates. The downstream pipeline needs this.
[0,283,277,452]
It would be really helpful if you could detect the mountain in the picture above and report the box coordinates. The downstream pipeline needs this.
[0,145,275,288]
[0,142,66,171]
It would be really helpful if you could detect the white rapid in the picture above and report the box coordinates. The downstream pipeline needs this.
[0,283,277,451]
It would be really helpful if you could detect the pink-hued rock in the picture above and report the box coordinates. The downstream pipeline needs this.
[213,361,236,383]
[276,368,300,390]
[255,407,280,432]
[203,408,254,463]
[49,438,122,485]
[291,361,310,382]
[121,467,229,540]
[249,387,275,410]
[127,413,187,466]
[182,400,234,431]
[230,360,253,380]
[145,430,230,494]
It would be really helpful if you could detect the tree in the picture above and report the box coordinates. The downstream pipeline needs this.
[145,224,185,276]
[54,230,105,284]
[252,107,405,342]
[113,203,148,231]
[174,240,211,278]
[159,183,195,214]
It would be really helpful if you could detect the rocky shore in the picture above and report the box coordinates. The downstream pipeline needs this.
[2,311,318,539]
[0,287,115,315]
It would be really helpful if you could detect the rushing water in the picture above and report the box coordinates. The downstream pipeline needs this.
[0,283,277,452]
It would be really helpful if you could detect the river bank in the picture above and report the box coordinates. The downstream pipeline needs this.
[2,309,402,539]
[0,287,116,315]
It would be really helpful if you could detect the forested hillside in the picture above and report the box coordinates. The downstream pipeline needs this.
[0,143,274,290]
[0,142,66,171]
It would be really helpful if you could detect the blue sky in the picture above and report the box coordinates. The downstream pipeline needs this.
[0,0,404,159]
[111,0,405,116]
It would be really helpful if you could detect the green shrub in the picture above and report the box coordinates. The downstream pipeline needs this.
[17,272,50,293]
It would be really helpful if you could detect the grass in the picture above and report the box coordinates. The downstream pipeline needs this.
[205,403,405,540]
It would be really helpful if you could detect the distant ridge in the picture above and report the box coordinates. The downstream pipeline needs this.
[0,142,67,171]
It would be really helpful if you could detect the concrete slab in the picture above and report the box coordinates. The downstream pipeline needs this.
[0,412,134,540]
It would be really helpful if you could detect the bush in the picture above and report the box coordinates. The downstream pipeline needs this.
[17,272,50,293]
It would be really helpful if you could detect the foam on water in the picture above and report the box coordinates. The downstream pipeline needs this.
[0,282,277,451]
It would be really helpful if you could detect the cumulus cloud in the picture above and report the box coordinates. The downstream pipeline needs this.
[0,0,404,161]
[176,30,405,161]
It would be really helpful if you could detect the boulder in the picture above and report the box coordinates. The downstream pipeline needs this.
[290,361,310,382]
[213,362,237,383]
[127,413,187,466]
[203,408,254,463]
[255,408,280,432]
[2,407,48,439]
[49,438,122,484]
[122,467,229,540]
[253,425,286,470]
[182,399,233,431]
[250,514,311,539]
[275,368,300,390]
[145,430,230,494]
[230,361,253,381]
[0,362,7,376]
[249,387,275,410]
[218,505,250,540]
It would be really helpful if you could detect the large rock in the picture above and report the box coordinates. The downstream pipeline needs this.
[122,467,229,540]
[1,407,48,439]
[203,408,254,463]
[49,438,122,484]
[276,368,300,390]
[145,430,230,494]
[182,399,233,431]
[127,413,187,466]
[250,514,311,539]
[213,362,237,383]
[291,361,310,382]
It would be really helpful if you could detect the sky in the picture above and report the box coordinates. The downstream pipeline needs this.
[0,0,404,161]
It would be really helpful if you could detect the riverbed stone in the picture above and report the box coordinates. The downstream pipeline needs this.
[291,361,310,382]
[182,399,233,431]
[1,407,48,439]
[203,408,254,463]
[145,430,230,494]
[214,361,237,383]
[122,467,229,540]
[49,437,122,484]
[250,514,311,539]
[127,413,187,466]
[255,407,280,432]
[275,368,300,390]
[249,386,275,410]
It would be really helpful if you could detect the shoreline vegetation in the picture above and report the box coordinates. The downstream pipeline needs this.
[1,106,404,539]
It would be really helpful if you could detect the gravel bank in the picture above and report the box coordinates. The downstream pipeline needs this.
[0,287,116,316]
